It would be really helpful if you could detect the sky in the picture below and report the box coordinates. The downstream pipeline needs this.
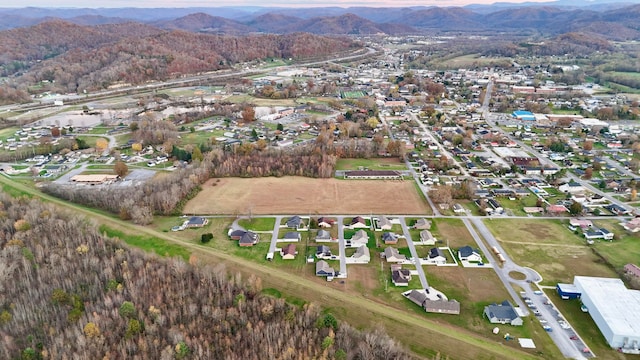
[5,0,555,8]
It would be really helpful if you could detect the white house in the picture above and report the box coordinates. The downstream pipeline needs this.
[348,245,370,264]
[348,230,369,247]
[419,230,436,245]
[458,246,482,262]
[425,248,447,265]
[383,247,406,263]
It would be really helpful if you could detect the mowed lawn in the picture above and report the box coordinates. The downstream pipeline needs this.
[484,219,617,284]
[184,176,431,215]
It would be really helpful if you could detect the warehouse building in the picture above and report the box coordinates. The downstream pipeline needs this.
[573,276,640,352]
[556,283,581,300]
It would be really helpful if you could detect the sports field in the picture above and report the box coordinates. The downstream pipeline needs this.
[184,176,431,215]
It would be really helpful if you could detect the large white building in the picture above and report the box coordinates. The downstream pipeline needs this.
[574,276,640,351]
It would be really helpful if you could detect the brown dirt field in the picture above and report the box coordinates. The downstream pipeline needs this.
[185,176,431,215]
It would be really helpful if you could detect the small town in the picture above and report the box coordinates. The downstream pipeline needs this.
[1,5,640,359]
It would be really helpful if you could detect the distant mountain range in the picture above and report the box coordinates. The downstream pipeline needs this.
[0,2,640,39]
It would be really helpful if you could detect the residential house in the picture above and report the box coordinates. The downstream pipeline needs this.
[239,231,259,247]
[349,246,370,264]
[403,290,460,314]
[186,216,208,228]
[453,204,465,213]
[349,230,369,247]
[583,228,614,241]
[382,232,399,245]
[419,230,436,245]
[483,300,523,326]
[383,247,406,263]
[315,229,332,242]
[622,217,640,233]
[315,260,335,277]
[281,232,301,242]
[316,245,332,258]
[559,181,586,194]
[605,204,629,215]
[425,248,447,265]
[376,216,393,230]
[458,246,482,262]
[229,229,247,240]
[281,244,297,260]
[391,265,411,286]
[413,218,431,230]
[286,215,304,229]
[547,204,568,214]
[403,289,428,308]
[317,217,335,228]
[424,300,461,315]
[570,218,593,229]
[350,216,368,229]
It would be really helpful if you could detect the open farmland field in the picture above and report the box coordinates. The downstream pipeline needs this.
[184,176,431,215]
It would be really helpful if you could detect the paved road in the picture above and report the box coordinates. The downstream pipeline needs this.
[399,216,429,289]
[336,216,348,277]
[267,216,283,258]
[466,217,589,360]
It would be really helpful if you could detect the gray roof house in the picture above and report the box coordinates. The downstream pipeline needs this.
[391,267,411,286]
[349,229,369,247]
[424,300,461,315]
[404,289,428,307]
[382,232,399,244]
[186,216,208,228]
[286,215,304,229]
[419,230,436,245]
[281,231,301,242]
[315,229,332,242]
[316,245,332,258]
[383,247,406,263]
[238,231,259,247]
[376,216,393,230]
[413,218,431,230]
[484,300,523,326]
[349,245,370,263]
[315,260,335,277]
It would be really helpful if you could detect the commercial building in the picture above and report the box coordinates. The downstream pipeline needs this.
[573,276,640,352]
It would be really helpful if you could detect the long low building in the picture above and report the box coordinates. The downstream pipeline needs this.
[343,170,402,180]
[70,174,120,184]
[574,276,640,351]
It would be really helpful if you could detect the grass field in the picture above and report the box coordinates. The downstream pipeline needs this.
[184,176,431,215]
[100,225,191,261]
[335,157,408,170]
[484,219,618,285]
[591,220,640,271]
[238,217,276,231]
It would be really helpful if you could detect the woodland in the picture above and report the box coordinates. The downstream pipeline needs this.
[0,21,358,104]
[0,194,410,359]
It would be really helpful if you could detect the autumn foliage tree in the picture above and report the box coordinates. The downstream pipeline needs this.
[241,105,255,122]
[0,194,409,360]
[114,161,128,177]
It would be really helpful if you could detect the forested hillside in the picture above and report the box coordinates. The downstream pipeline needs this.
[0,21,359,103]
[0,194,409,359]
